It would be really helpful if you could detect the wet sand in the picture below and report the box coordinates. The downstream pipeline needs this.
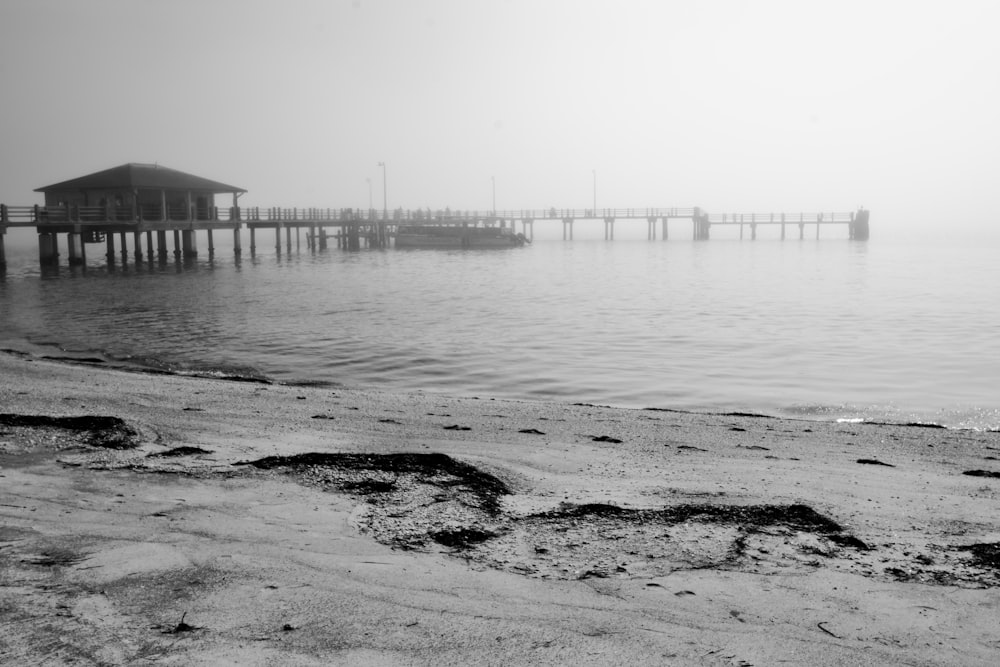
[2,352,999,665]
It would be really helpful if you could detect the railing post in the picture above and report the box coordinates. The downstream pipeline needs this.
[1,204,7,223]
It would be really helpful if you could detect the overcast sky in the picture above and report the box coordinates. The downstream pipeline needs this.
[2,0,998,236]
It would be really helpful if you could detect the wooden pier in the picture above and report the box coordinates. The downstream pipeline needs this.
[0,204,870,270]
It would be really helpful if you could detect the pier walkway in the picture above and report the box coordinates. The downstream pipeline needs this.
[0,204,869,269]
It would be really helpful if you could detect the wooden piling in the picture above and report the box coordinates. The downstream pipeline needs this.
[38,232,59,266]
[181,229,198,258]
[67,233,83,266]
[157,231,168,260]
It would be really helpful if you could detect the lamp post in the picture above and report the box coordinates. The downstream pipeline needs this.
[366,177,372,214]
[592,169,597,216]
[491,176,496,215]
[377,162,387,219]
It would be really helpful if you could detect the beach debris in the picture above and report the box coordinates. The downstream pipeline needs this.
[856,458,894,467]
[963,470,1000,478]
[591,435,622,443]
[443,424,472,431]
[677,445,707,452]
[519,428,546,435]
[163,612,201,634]
[817,622,840,638]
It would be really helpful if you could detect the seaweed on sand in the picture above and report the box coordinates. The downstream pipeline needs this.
[0,413,140,449]
[237,452,511,514]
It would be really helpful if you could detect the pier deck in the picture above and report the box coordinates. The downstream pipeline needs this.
[0,204,869,269]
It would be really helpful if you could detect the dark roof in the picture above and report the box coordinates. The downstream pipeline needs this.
[34,163,246,194]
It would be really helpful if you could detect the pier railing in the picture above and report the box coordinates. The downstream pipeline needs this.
[2,203,860,228]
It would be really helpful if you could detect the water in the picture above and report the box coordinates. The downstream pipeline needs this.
[2,225,998,430]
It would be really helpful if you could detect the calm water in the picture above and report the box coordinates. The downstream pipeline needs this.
[2,223,998,430]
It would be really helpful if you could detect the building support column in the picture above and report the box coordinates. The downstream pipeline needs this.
[207,229,215,258]
[133,231,143,261]
[173,230,181,259]
[647,217,656,240]
[275,226,282,255]
[67,233,84,266]
[233,227,242,256]
[156,230,168,260]
[250,227,257,256]
[604,217,614,241]
[146,231,154,260]
[319,227,327,250]
[105,233,115,264]
[182,229,198,258]
[286,226,292,253]
[662,217,668,240]
[38,232,59,266]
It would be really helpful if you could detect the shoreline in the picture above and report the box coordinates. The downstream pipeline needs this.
[5,347,995,433]
[2,352,1000,665]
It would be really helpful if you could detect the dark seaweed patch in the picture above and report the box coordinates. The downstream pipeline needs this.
[339,479,397,494]
[958,543,1000,570]
[237,452,510,514]
[857,458,894,467]
[529,502,844,534]
[429,527,499,549]
[0,413,140,449]
[148,446,213,458]
[963,470,1000,479]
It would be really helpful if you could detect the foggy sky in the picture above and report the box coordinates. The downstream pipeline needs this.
[2,0,998,237]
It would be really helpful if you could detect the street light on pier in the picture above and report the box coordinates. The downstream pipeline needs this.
[491,175,496,216]
[377,162,387,219]
[366,177,372,213]
[592,169,597,216]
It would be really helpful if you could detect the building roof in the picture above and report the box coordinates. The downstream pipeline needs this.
[34,163,247,194]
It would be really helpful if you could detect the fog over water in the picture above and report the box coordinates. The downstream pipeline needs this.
[2,223,998,430]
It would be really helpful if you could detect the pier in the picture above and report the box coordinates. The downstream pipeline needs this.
[0,204,870,270]
[0,163,869,270]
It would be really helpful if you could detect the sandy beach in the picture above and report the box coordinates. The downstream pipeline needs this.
[2,351,999,665]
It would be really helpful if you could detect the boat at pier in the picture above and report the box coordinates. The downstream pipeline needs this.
[394,224,528,249]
